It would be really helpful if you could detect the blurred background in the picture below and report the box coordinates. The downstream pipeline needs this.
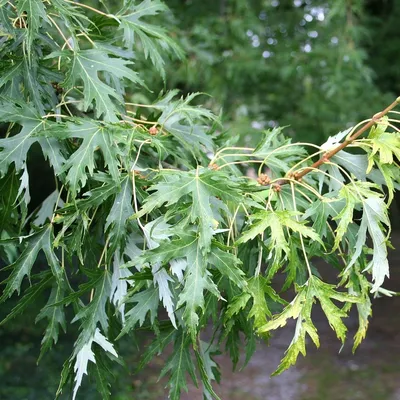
[2,0,400,399]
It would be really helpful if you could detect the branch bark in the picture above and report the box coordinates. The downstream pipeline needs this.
[292,96,400,182]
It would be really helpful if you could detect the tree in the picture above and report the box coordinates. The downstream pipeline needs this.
[0,1,399,399]
[160,0,395,143]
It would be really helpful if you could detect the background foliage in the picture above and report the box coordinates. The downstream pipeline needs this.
[0,1,400,399]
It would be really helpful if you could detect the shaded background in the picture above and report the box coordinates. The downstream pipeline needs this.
[2,0,400,399]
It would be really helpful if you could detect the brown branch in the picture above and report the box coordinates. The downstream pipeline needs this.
[292,96,400,182]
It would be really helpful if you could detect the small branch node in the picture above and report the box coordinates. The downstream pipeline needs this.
[257,173,271,185]
[321,154,329,163]
[209,162,220,170]
[148,125,158,135]
[273,183,281,192]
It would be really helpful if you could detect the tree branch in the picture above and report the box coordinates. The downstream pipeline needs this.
[292,96,400,182]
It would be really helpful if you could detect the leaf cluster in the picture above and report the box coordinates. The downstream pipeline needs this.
[0,1,399,399]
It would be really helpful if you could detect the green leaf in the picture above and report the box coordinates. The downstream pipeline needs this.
[347,196,390,292]
[118,286,159,338]
[332,185,359,251]
[137,168,242,250]
[366,117,400,172]
[247,276,284,333]
[225,276,285,341]
[208,247,246,288]
[160,330,197,400]
[45,120,122,194]
[118,0,183,78]
[0,168,21,236]
[136,326,175,372]
[225,292,251,320]
[36,280,67,361]
[0,101,64,176]
[331,151,368,181]
[136,234,220,340]
[0,272,52,326]
[345,271,372,352]
[72,328,118,400]
[376,163,398,205]
[302,198,339,241]
[16,0,48,63]
[60,179,121,214]
[177,238,220,343]
[156,93,216,155]
[105,175,134,254]
[48,49,143,121]
[33,190,64,226]
[260,276,359,375]
[237,210,320,245]
[237,210,322,278]
[0,61,23,94]
[252,127,307,177]
[282,241,308,290]
[195,340,221,400]
[72,269,112,349]
[89,347,116,400]
[0,225,62,301]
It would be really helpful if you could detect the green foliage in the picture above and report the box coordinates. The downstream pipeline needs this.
[160,0,394,144]
[0,1,400,399]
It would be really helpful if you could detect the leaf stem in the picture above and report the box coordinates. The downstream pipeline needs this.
[64,0,117,20]
[47,15,74,51]
[290,182,313,278]
[209,146,254,165]
[89,237,110,301]
[131,140,151,234]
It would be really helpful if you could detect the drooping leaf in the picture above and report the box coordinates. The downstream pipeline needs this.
[344,270,372,352]
[156,93,216,156]
[248,276,284,332]
[0,168,21,236]
[72,329,118,400]
[16,0,48,63]
[118,286,159,338]
[0,225,62,301]
[347,196,390,292]
[365,117,400,172]
[136,326,176,372]
[33,190,65,226]
[176,238,220,343]
[36,280,67,361]
[72,269,112,348]
[0,271,52,326]
[208,247,246,288]
[195,340,221,400]
[160,330,198,400]
[110,253,133,324]
[259,276,359,375]
[105,175,134,254]
[332,184,360,251]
